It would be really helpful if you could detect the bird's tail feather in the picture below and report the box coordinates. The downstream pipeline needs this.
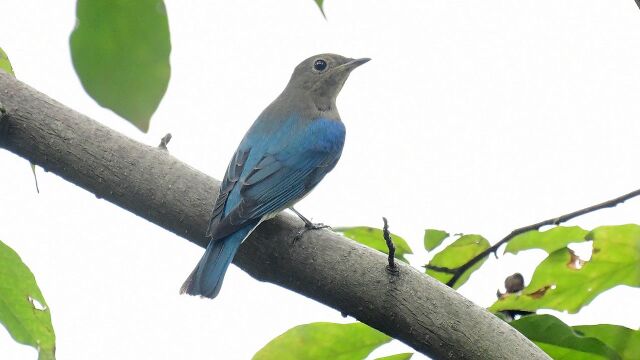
[180,220,259,298]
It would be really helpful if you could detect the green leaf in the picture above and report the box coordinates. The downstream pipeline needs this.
[490,224,640,313]
[423,229,449,251]
[314,0,326,17]
[425,234,490,289]
[511,315,620,360]
[375,353,413,360]
[574,324,640,360]
[0,47,15,76]
[0,240,55,359]
[70,0,171,132]
[505,226,589,255]
[336,227,413,262]
[253,322,390,360]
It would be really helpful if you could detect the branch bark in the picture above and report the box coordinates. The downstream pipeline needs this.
[0,71,549,359]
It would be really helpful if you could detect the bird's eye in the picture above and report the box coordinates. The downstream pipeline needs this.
[313,59,328,72]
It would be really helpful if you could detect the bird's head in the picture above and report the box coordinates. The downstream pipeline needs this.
[285,53,370,112]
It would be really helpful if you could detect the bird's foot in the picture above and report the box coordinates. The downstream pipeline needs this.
[290,207,332,243]
[293,222,332,244]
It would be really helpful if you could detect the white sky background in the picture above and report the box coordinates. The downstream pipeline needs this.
[1,0,640,359]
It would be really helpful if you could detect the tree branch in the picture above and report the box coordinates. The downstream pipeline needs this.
[0,71,549,360]
[426,187,640,287]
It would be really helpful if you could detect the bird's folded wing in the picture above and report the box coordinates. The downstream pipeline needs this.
[209,147,338,241]
[205,149,250,238]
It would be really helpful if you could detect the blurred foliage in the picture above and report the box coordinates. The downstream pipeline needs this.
[511,315,621,360]
[253,322,393,360]
[314,0,325,17]
[70,0,171,132]
[0,47,15,76]
[423,229,449,251]
[490,224,640,313]
[424,234,490,289]
[0,240,55,360]
[336,226,413,262]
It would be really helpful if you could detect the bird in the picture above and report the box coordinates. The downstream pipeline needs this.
[180,53,369,299]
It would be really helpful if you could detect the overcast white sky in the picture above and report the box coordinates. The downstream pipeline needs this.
[2,1,640,359]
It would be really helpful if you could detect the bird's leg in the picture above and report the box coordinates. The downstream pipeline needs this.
[290,207,316,228]
[290,207,331,242]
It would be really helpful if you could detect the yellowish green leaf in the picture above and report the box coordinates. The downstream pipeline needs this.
[0,47,15,76]
[511,315,620,360]
[425,234,490,289]
[574,324,640,360]
[253,322,390,360]
[505,226,589,255]
[0,240,55,359]
[337,227,413,262]
[314,0,326,17]
[424,229,449,251]
[375,353,413,360]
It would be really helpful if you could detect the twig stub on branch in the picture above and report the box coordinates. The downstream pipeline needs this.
[382,217,398,273]
[158,133,172,150]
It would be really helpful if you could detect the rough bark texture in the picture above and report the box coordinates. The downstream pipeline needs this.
[0,71,549,360]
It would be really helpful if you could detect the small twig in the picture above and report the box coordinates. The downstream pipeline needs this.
[424,264,457,274]
[30,163,40,194]
[158,133,172,150]
[429,188,640,287]
[382,217,398,273]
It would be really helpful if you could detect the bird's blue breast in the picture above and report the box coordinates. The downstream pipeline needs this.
[305,118,346,153]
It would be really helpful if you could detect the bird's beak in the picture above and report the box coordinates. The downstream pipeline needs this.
[339,57,371,72]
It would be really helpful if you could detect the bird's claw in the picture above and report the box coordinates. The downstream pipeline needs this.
[293,223,332,244]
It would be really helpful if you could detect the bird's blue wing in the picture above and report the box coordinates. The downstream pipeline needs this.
[208,117,345,241]
[205,148,250,237]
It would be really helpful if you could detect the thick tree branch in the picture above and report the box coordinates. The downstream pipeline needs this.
[0,71,549,359]
[426,187,640,287]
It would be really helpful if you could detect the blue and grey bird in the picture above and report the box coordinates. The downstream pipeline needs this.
[180,54,369,298]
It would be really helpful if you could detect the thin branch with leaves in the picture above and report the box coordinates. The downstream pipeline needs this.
[425,188,640,287]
